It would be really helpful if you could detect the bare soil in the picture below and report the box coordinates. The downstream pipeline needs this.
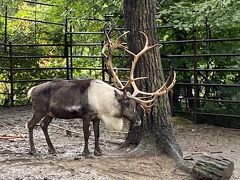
[0,106,239,180]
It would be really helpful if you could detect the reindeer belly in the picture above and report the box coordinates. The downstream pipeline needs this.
[49,105,84,119]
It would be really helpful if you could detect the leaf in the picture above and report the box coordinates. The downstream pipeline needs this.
[173,19,179,23]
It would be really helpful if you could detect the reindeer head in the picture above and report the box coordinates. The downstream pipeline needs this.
[102,30,176,113]
[114,90,141,126]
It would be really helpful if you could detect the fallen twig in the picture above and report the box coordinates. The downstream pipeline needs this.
[155,153,163,168]
[184,150,223,160]
[50,124,128,136]
[109,167,161,178]
[191,151,223,155]
[104,139,123,145]
[108,131,128,134]
[0,122,28,143]
[50,124,82,135]
[210,151,223,154]
[192,145,198,152]
[183,155,193,160]
[0,150,25,154]
[172,168,187,176]
[191,151,204,155]
[0,136,22,140]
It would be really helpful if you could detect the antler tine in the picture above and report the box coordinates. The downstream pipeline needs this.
[155,69,176,96]
[127,95,157,112]
[102,31,131,90]
[112,31,129,50]
[101,30,112,58]
[103,31,160,91]
[126,32,161,84]
[121,32,161,97]
[127,68,176,111]
[137,31,161,58]
[107,53,124,89]
[101,43,108,58]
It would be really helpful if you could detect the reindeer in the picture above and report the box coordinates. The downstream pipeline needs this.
[27,31,176,156]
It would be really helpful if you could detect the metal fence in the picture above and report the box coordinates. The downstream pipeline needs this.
[157,22,240,126]
[0,1,239,127]
[161,38,240,124]
[0,1,108,106]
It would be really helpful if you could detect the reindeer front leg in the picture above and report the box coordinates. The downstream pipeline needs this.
[82,119,90,156]
[93,118,102,156]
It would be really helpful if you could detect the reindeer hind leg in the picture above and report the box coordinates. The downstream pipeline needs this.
[40,115,55,154]
[28,112,45,155]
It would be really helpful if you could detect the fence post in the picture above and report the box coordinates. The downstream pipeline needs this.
[69,22,73,79]
[193,28,198,123]
[101,16,108,82]
[9,42,14,107]
[34,5,37,44]
[102,15,112,83]
[204,17,211,102]
[101,39,106,82]
[205,17,211,54]
[4,6,7,51]
[64,15,70,80]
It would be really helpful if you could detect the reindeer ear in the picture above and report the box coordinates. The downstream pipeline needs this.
[114,90,124,102]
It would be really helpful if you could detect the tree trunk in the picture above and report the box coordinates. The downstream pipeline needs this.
[122,0,182,160]
[121,2,234,179]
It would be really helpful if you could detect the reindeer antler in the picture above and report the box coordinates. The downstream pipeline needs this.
[102,31,176,112]
[102,30,129,89]
[127,67,176,111]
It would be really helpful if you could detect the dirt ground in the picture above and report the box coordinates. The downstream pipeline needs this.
[0,106,239,180]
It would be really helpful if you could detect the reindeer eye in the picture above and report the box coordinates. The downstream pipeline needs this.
[123,100,130,107]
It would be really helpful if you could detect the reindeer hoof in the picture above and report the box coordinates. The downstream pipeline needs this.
[48,149,56,155]
[28,151,35,156]
[29,149,37,156]
[82,149,90,157]
[94,149,102,156]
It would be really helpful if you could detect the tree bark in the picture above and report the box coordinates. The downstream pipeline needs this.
[122,0,182,160]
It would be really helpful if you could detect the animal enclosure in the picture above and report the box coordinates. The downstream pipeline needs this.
[0,1,240,179]
[0,1,240,127]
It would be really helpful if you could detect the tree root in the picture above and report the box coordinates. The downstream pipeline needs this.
[127,135,160,156]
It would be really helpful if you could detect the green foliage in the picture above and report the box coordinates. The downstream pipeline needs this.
[201,87,240,115]
[0,0,123,105]
[157,0,240,119]
[158,0,240,33]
